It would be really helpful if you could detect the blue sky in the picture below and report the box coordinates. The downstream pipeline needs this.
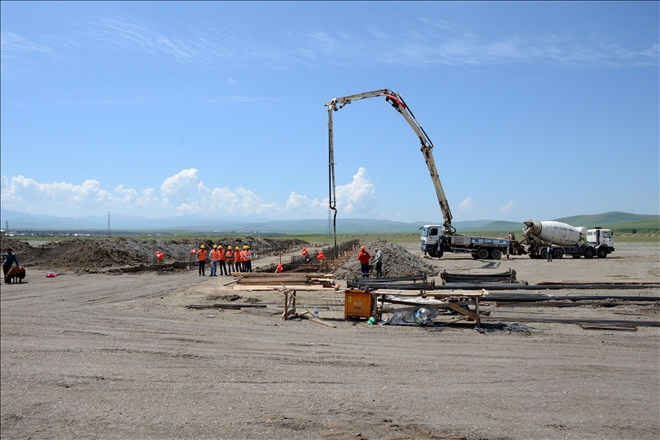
[1,2,658,223]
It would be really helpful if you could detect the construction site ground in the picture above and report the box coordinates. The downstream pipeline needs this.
[1,241,658,439]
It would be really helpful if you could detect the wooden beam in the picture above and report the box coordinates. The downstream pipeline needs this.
[446,302,480,323]
[300,313,337,328]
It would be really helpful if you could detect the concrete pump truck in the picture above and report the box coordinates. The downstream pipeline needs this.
[325,89,522,260]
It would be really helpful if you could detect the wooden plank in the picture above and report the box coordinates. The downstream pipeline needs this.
[300,313,337,328]
[446,302,480,323]
[233,284,328,291]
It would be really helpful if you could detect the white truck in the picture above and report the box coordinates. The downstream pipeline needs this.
[325,89,523,260]
[520,220,615,259]
[419,225,520,259]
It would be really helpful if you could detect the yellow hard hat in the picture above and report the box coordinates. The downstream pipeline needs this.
[200,245,205,249]
[218,245,223,249]
[213,245,218,249]
[243,245,248,249]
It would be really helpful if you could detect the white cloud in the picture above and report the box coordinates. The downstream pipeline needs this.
[285,191,326,213]
[1,31,53,61]
[458,197,476,211]
[334,167,376,215]
[0,167,376,219]
[75,14,658,73]
[499,200,516,213]
[160,168,199,206]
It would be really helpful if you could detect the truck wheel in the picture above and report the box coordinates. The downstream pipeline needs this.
[490,249,502,260]
[540,248,548,259]
[597,247,608,258]
[429,246,438,258]
[553,249,564,259]
[584,247,595,259]
[476,248,489,260]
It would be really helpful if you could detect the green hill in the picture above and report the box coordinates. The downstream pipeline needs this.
[458,221,521,233]
[554,211,659,227]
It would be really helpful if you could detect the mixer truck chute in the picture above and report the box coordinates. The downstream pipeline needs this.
[521,220,614,259]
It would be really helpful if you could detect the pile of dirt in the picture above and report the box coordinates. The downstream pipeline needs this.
[333,239,438,280]
[0,237,308,273]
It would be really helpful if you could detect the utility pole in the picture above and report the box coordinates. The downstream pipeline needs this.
[107,212,111,238]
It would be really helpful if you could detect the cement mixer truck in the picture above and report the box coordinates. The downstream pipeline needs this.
[520,220,615,259]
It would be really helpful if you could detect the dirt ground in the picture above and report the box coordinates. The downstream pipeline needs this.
[1,241,659,439]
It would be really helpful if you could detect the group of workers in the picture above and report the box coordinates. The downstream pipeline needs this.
[196,244,252,277]
[196,242,383,278]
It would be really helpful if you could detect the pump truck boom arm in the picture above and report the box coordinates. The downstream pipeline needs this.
[325,89,455,241]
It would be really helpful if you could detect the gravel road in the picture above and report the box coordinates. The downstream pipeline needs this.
[1,242,658,439]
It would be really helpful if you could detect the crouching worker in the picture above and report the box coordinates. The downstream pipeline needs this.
[2,248,19,277]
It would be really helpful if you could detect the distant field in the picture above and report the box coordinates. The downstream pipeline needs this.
[609,219,660,233]
[6,230,658,245]
[613,234,660,243]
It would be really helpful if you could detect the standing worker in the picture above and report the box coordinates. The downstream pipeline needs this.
[2,248,19,277]
[243,246,252,273]
[226,246,235,274]
[198,244,208,276]
[372,248,383,278]
[357,246,371,278]
[218,245,229,276]
[210,245,220,277]
[235,246,243,272]
[547,243,553,262]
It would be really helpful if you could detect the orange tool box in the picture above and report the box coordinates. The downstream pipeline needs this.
[344,290,373,319]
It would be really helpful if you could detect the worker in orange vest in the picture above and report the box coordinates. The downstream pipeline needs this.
[218,245,228,276]
[243,245,252,273]
[357,245,371,278]
[235,246,243,272]
[198,244,208,276]
[210,245,220,277]
[226,246,235,274]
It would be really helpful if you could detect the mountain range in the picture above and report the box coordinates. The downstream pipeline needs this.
[1,208,657,234]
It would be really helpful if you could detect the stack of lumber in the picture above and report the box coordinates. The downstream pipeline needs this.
[233,272,336,291]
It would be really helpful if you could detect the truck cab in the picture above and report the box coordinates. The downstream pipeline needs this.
[586,227,615,258]
[420,225,442,257]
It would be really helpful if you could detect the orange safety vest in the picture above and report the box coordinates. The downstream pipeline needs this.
[219,249,226,261]
[198,249,207,261]
[244,250,251,261]
[235,250,242,263]
[210,249,220,261]
[226,250,234,260]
